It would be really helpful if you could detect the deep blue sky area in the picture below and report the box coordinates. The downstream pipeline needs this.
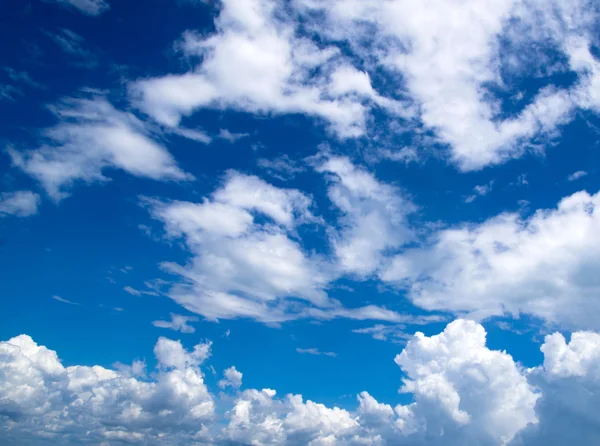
[2,1,600,445]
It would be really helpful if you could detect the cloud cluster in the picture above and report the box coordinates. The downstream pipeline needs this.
[146,156,418,324]
[131,0,403,139]
[381,189,600,330]
[0,335,214,444]
[3,319,600,444]
[9,94,191,200]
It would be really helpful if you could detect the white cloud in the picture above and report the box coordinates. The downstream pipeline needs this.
[47,0,110,16]
[152,313,198,333]
[0,191,40,217]
[465,181,495,203]
[294,0,600,169]
[352,324,412,344]
[296,348,337,358]
[9,94,191,200]
[258,154,306,180]
[130,0,402,138]
[0,334,214,444]
[51,295,80,305]
[218,128,250,143]
[218,366,243,389]
[316,155,416,277]
[4,320,600,444]
[382,188,600,330]
[568,170,588,181]
[147,166,413,324]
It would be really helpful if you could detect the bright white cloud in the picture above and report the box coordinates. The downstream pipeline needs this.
[9,94,191,200]
[4,320,600,444]
[0,334,214,444]
[295,0,600,169]
[382,189,600,330]
[152,313,198,333]
[147,166,414,324]
[0,191,40,217]
[130,0,404,138]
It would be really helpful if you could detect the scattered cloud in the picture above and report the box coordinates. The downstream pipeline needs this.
[257,154,306,181]
[46,0,110,16]
[352,324,413,344]
[129,0,406,139]
[123,285,158,297]
[9,92,192,200]
[0,191,40,217]
[381,189,600,330]
[568,170,588,181]
[152,313,198,333]
[465,181,494,203]
[4,67,44,90]
[218,128,250,143]
[296,347,337,358]
[218,366,243,389]
[51,295,80,305]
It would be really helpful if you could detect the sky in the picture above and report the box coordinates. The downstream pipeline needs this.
[2,0,600,444]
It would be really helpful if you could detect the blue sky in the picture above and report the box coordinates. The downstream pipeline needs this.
[2,0,600,445]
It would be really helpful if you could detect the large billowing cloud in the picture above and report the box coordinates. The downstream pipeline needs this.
[2,319,600,444]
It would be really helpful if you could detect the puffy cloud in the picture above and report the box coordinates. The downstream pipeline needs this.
[294,0,600,169]
[46,0,110,16]
[4,320,600,444]
[130,0,403,138]
[0,191,40,217]
[147,167,410,324]
[381,189,600,330]
[9,94,191,200]
[152,313,199,333]
[511,330,600,445]
[218,366,243,389]
[0,335,214,444]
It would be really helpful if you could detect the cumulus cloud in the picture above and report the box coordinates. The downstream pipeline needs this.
[9,93,191,200]
[5,320,600,444]
[381,189,600,330]
[0,335,214,444]
[130,0,406,139]
[146,165,411,324]
[218,366,243,389]
[153,313,198,333]
[0,191,40,217]
[294,0,600,169]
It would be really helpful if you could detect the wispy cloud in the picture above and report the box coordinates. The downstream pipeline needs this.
[568,170,588,181]
[51,295,80,305]
[152,313,198,333]
[296,348,337,358]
